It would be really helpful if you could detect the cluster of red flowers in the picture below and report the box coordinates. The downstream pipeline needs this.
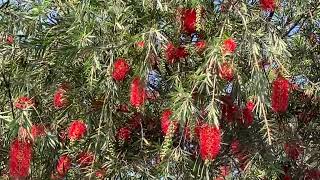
[112,58,130,81]
[165,43,188,64]
[222,38,237,55]
[284,141,303,160]
[239,101,255,127]
[116,127,132,141]
[77,151,95,167]
[53,85,69,109]
[219,62,234,81]
[221,96,255,127]
[180,8,197,34]
[6,35,14,45]
[31,124,46,139]
[161,109,178,136]
[55,154,72,177]
[68,120,87,141]
[230,139,249,170]
[14,96,35,110]
[9,139,32,178]
[116,113,142,141]
[271,76,290,113]
[198,124,221,160]
[195,40,206,53]
[304,168,320,180]
[215,165,230,180]
[260,0,276,12]
[130,77,145,107]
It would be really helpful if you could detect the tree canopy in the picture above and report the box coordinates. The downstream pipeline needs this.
[0,0,320,179]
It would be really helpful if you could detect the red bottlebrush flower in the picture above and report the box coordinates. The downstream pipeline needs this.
[95,169,106,179]
[14,96,34,110]
[284,142,303,160]
[181,8,197,34]
[271,76,290,113]
[195,40,206,53]
[230,139,241,154]
[221,96,238,123]
[56,155,71,176]
[260,0,276,12]
[68,120,87,141]
[128,112,142,129]
[215,165,230,180]
[199,124,221,161]
[246,101,255,111]
[304,169,320,180]
[31,124,46,139]
[219,62,234,81]
[222,38,237,54]
[136,41,145,49]
[112,58,130,81]
[116,127,132,141]
[283,174,292,180]
[165,43,189,64]
[53,89,68,109]
[161,109,178,135]
[6,35,14,45]
[77,151,94,167]
[165,43,177,64]
[130,77,145,107]
[9,139,32,178]
[240,107,254,127]
[175,46,188,60]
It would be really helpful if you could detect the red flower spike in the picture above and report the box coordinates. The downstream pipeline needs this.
[6,35,14,45]
[283,174,292,180]
[175,46,188,60]
[165,43,177,64]
[95,169,106,179]
[68,120,87,141]
[199,124,221,161]
[271,76,290,113]
[260,0,276,12]
[221,96,238,123]
[215,165,230,180]
[31,124,46,139]
[15,96,34,110]
[240,107,254,127]
[136,41,145,49]
[181,8,197,34]
[230,139,241,155]
[77,151,94,167]
[116,127,131,141]
[284,142,303,160]
[112,58,130,81]
[53,88,69,109]
[219,62,234,81]
[222,38,237,54]
[195,40,206,53]
[56,155,71,176]
[161,109,178,135]
[130,77,145,108]
[304,168,320,180]
[246,101,255,112]
[9,139,32,178]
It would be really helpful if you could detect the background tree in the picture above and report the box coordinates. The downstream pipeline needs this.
[0,0,319,179]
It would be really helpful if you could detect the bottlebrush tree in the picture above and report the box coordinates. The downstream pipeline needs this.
[0,0,320,179]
